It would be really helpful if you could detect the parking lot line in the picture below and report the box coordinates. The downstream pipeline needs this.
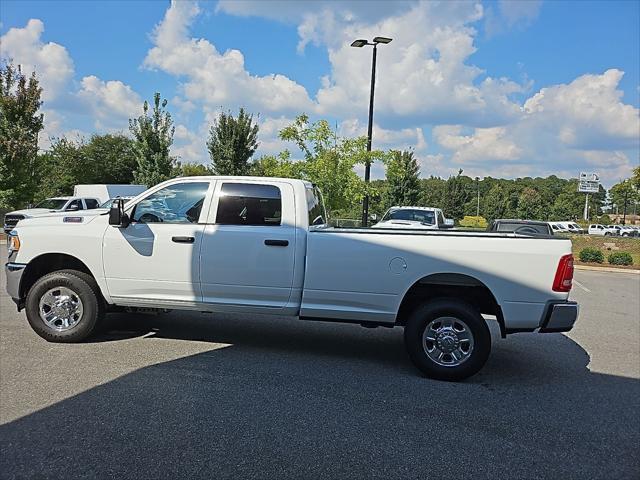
[573,280,591,293]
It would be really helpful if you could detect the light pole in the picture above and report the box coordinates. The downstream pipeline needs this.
[351,36,392,227]
[475,177,480,218]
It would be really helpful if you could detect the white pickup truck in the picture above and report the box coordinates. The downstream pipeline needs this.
[5,176,578,381]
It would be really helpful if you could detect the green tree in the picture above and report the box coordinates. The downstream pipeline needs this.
[207,108,259,175]
[609,179,638,214]
[36,137,93,199]
[82,133,138,184]
[418,176,446,208]
[277,114,384,215]
[550,192,579,220]
[174,162,211,177]
[483,184,510,221]
[632,166,640,190]
[384,150,421,208]
[129,93,175,187]
[0,63,44,209]
[516,187,543,219]
[440,169,470,221]
[250,152,299,178]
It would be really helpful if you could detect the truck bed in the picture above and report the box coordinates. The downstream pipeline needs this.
[300,226,571,329]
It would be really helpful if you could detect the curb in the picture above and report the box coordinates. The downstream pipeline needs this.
[575,264,640,274]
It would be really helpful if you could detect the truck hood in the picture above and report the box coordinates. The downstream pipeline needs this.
[6,208,60,217]
[15,210,104,228]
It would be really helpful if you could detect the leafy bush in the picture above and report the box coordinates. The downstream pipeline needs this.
[579,248,604,263]
[607,252,633,266]
[458,216,488,228]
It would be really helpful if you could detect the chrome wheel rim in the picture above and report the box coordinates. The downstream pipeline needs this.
[422,317,474,367]
[39,287,84,331]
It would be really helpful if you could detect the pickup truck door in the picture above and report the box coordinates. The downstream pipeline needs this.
[199,180,296,310]
[102,180,213,304]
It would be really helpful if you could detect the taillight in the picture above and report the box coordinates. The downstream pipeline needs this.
[552,254,574,292]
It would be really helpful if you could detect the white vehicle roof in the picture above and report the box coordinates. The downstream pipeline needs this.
[387,206,441,211]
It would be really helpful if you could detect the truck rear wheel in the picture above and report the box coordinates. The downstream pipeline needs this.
[25,270,105,343]
[404,298,491,381]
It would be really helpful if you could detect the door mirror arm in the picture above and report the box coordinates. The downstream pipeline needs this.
[109,198,130,228]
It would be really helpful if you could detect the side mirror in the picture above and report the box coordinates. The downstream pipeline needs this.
[109,198,130,228]
[441,218,455,229]
[66,204,79,211]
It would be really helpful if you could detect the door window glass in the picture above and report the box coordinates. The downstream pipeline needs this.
[132,182,208,224]
[306,186,327,226]
[216,183,281,226]
[85,199,99,209]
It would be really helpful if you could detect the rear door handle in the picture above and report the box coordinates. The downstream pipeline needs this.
[264,239,289,247]
[172,236,195,244]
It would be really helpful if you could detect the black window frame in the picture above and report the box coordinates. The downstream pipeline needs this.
[215,182,282,227]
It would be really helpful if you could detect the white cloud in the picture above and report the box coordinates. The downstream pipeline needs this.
[339,118,427,152]
[522,69,639,149]
[433,125,522,164]
[76,76,142,130]
[0,19,74,101]
[143,0,314,115]
[172,123,208,164]
[433,70,640,184]
[296,2,525,127]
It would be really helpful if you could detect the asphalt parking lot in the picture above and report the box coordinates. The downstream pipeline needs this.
[1,246,639,479]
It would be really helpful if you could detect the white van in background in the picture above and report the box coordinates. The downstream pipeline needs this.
[548,222,569,233]
[557,222,585,234]
[73,184,147,204]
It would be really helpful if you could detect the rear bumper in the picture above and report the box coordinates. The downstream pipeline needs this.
[539,301,579,333]
[5,262,26,308]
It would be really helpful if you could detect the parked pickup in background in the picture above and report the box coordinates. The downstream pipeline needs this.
[372,206,454,230]
[588,224,620,236]
[3,184,147,234]
[5,176,578,381]
[3,196,102,233]
[487,219,554,236]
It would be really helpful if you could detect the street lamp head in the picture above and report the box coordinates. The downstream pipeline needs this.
[373,36,392,44]
[351,39,368,48]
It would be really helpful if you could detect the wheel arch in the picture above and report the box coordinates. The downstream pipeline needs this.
[396,272,506,337]
[20,253,96,300]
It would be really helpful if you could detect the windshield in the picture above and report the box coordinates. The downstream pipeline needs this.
[496,222,551,235]
[33,198,68,210]
[382,209,435,225]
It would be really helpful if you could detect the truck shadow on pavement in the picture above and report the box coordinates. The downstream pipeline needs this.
[2,312,639,480]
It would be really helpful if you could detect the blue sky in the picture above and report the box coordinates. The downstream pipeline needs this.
[1,0,638,185]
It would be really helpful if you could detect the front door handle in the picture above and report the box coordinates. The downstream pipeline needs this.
[172,236,195,244]
[264,239,289,247]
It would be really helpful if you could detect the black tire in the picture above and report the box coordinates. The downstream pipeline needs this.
[404,298,491,381]
[25,269,105,343]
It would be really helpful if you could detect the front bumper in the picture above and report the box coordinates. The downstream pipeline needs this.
[5,262,26,308]
[539,301,579,333]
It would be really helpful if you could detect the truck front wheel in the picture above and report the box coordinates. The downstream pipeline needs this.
[25,270,105,343]
[404,299,491,381]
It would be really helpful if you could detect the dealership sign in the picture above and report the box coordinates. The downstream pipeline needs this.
[578,172,600,193]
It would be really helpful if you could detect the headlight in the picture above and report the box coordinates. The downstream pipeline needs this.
[7,232,20,254]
